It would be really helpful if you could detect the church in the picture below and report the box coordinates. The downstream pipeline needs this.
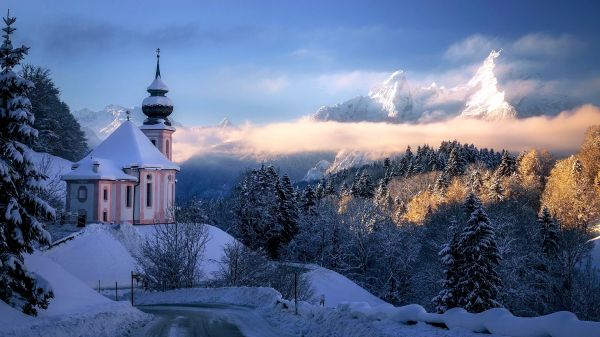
[62,50,179,225]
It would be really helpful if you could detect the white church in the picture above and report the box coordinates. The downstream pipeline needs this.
[62,50,179,225]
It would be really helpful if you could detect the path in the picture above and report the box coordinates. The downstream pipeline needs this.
[134,303,284,337]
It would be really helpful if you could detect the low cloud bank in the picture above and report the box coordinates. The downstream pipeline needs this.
[172,105,600,163]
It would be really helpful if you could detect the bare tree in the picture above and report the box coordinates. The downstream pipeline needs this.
[136,223,210,290]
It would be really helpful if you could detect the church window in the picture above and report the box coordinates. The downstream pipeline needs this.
[146,174,153,207]
[77,186,87,202]
[103,211,108,222]
[166,140,170,158]
[126,186,132,207]
[103,187,108,201]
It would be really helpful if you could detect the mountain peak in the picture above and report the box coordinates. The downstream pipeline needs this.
[459,50,517,121]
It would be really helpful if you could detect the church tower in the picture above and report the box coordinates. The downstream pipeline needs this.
[140,48,175,160]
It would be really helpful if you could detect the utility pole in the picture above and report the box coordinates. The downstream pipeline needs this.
[294,272,298,315]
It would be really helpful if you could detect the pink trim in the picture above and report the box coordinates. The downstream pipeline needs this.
[115,182,122,223]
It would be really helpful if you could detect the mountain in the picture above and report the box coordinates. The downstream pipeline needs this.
[313,71,415,123]
[72,105,146,147]
[312,50,572,123]
[303,160,331,182]
[458,50,518,120]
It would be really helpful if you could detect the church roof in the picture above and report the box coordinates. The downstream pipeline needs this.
[62,121,179,181]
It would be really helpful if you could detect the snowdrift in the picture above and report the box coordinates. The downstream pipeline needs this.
[304,264,386,307]
[0,253,149,337]
[337,302,600,337]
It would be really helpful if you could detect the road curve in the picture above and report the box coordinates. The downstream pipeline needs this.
[134,303,282,337]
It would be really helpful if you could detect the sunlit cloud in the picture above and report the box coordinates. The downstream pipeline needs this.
[172,105,600,162]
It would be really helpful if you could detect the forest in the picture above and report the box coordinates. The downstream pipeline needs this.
[201,128,600,320]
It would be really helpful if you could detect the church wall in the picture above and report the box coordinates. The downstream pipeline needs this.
[66,180,98,223]
[135,168,176,224]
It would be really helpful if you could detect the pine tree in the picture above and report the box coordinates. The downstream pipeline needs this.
[20,65,87,161]
[276,174,299,246]
[463,192,481,217]
[468,169,483,193]
[432,219,462,312]
[538,207,559,258]
[445,147,466,177]
[456,202,502,312]
[496,150,516,177]
[0,11,54,315]
[488,173,504,202]
[301,185,316,213]
[434,172,450,196]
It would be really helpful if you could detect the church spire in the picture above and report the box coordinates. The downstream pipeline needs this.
[155,47,161,79]
[142,48,173,125]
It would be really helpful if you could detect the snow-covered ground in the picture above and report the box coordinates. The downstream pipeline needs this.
[0,253,149,337]
[43,223,384,307]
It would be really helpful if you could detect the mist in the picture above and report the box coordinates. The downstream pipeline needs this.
[172,105,600,163]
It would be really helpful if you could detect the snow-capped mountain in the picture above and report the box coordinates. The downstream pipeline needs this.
[312,50,573,123]
[458,50,517,120]
[313,71,415,123]
[73,105,146,147]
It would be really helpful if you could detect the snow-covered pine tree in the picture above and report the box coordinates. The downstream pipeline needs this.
[276,174,299,247]
[487,172,504,202]
[495,150,516,177]
[445,147,466,177]
[432,219,462,313]
[301,185,316,213]
[463,192,481,217]
[0,11,54,316]
[468,169,483,193]
[538,207,559,258]
[433,172,450,196]
[456,201,502,312]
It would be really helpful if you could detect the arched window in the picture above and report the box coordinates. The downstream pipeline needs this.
[146,174,153,207]
[166,139,170,158]
[77,186,87,202]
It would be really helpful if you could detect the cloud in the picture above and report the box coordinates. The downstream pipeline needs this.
[40,17,256,56]
[172,105,600,162]
[512,33,584,58]
[444,34,500,61]
[316,71,389,93]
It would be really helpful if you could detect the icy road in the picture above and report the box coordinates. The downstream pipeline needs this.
[135,303,283,337]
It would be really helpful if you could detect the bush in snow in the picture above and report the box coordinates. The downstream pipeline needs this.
[214,241,314,301]
[136,223,209,290]
[0,11,54,316]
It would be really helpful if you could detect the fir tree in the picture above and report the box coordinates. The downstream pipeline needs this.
[538,207,559,258]
[301,185,316,213]
[276,174,299,246]
[463,192,481,217]
[20,65,87,161]
[488,173,504,202]
[445,147,466,177]
[433,172,450,196]
[468,169,483,193]
[0,11,54,316]
[496,150,516,177]
[456,202,502,312]
[432,219,462,313]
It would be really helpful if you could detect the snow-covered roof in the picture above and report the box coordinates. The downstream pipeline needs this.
[142,95,172,107]
[147,77,169,92]
[62,121,179,181]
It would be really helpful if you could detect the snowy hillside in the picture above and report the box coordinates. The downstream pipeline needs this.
[0,253,148,336]
[303,160,331,182]
[311,50,572,123]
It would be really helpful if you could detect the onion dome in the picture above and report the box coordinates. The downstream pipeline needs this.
[142,48,173,125]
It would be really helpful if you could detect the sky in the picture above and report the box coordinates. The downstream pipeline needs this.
[5,0,600,125]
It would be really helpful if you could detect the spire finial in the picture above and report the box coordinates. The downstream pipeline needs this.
[155,47,161,79]
[126,110,131,121]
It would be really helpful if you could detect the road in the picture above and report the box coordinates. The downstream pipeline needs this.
[134,303,283,337]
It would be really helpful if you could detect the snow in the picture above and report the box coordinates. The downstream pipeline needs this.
[44,224,138,287]
[0,253,150,337]
[591,236,600,271]
[147,77,169,92]
[142,95,173,107]
[62,120,179,181]
[327,150,375,174]
[459,50,518,121]
[44,223,236,288]
[304,264,386,307]
[302,159,331,182]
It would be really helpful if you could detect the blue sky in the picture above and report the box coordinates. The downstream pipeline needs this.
[6,0,600,125]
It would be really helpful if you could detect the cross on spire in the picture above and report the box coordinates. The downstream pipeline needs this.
[126,110,131,121]
[155,47,161,79]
